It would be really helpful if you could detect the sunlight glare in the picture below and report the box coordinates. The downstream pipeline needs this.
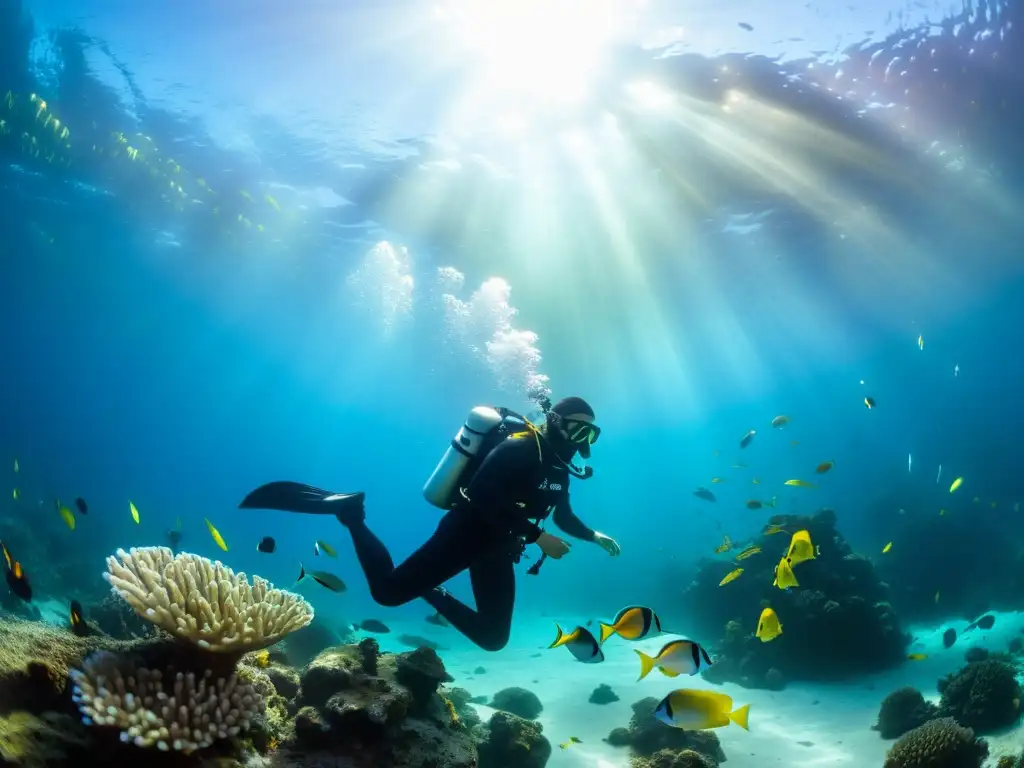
[626,80,674,110]
[437,0,623,104]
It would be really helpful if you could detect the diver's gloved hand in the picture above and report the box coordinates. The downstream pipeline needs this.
[592,531,621,556]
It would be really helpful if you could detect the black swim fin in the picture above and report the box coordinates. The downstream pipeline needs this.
[239,482,365,517]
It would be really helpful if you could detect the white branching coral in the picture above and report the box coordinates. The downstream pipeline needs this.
[103,546,313,652]
[70,651,263,753]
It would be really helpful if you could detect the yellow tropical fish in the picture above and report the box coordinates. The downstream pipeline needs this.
[762,524,787,536]
[654,689,750,731]
[882,542,893,554]
[949,477,963,493]
[784,479,816,488]
[12,488,18,500]
[907,653,927,661]
[129,500,140,524]
[719,568,744,586]
[735,545,761,561]
[756,607,782,642]
[773,557,799,589]
[559,737,582,749]
[917,334,924,350]
[58,505,75,530]
[786,530,819,566]
[598,605,662,643]
[205,518,229,551]
[711,477,727,484]
[752,478,760,485]
[635,639,712,680]
[714,535,733,554]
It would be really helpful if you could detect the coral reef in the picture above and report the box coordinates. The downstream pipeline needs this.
[605,697,726,766]
[490,686,544,719]
[682,508,909,687]
[883,717,988,768]
[475,710,551,768]
[103,547,314,652]
[590,683,620,705]
[938,657,1022,732]
[70,651,264,753]
[874,687,939,739]
[0,712,90,767]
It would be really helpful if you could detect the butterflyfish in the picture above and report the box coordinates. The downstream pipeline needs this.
[949,477,964,493]
[314,540,337,558]
[559,737,582,749]
[756,607,782,642]
[719,568,744,586]
[1,541,31,602]
[635,639,712,681]
[773,557,799,589]
[598,605,662,643]
[654,689,750,731]
[129,500,140,524]
[205,518,228,551]
[785,530,818,566]
[57,503,75,530]
[549,623,604,663]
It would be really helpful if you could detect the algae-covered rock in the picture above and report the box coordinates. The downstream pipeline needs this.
[605,697,726,765]
[0,618,128,713]
[476,710,551,768]
[490,686,543,720]
[631,748,716,768]
[0,712,89,767]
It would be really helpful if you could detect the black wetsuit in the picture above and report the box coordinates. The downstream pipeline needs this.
[341,433,596,651]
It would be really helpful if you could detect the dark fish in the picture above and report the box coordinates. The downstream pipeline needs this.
[69,600,92,636]
[1,541,31,602]
[398,633,447,651]
[297,564,346,592]
[693,487,717,503]
[738,21,753,31]
[739,430,756,449]
[965,614,995,631]
[165,529,182,550]
[256,536,276,554]
[355,619,390,634]
[942,628,957,648]
[864,396,876,409]
[74,497,88,515]
[425,611,450,628]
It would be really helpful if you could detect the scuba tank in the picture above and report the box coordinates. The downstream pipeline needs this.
[423,406,506,509]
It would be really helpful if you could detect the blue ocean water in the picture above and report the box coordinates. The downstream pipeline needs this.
[2,0,1024,764]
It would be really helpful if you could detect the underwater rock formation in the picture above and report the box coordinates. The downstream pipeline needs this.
[873,687,939,739]
[490,686,544,719]
[682,508,909,687]
[287,640,476,767]
[589,683,620,705]
[475,710,551,768]
[446,687,483,729]
[883,717,988,768]
[938,657,1022,733]
[605,697,726,766]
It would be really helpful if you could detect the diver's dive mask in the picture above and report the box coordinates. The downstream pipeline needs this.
[564,420,600,446]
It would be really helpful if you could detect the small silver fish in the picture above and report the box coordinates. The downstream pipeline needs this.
[936,464,942,484]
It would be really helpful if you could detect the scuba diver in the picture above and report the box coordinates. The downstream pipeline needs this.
[239,395,620,651]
